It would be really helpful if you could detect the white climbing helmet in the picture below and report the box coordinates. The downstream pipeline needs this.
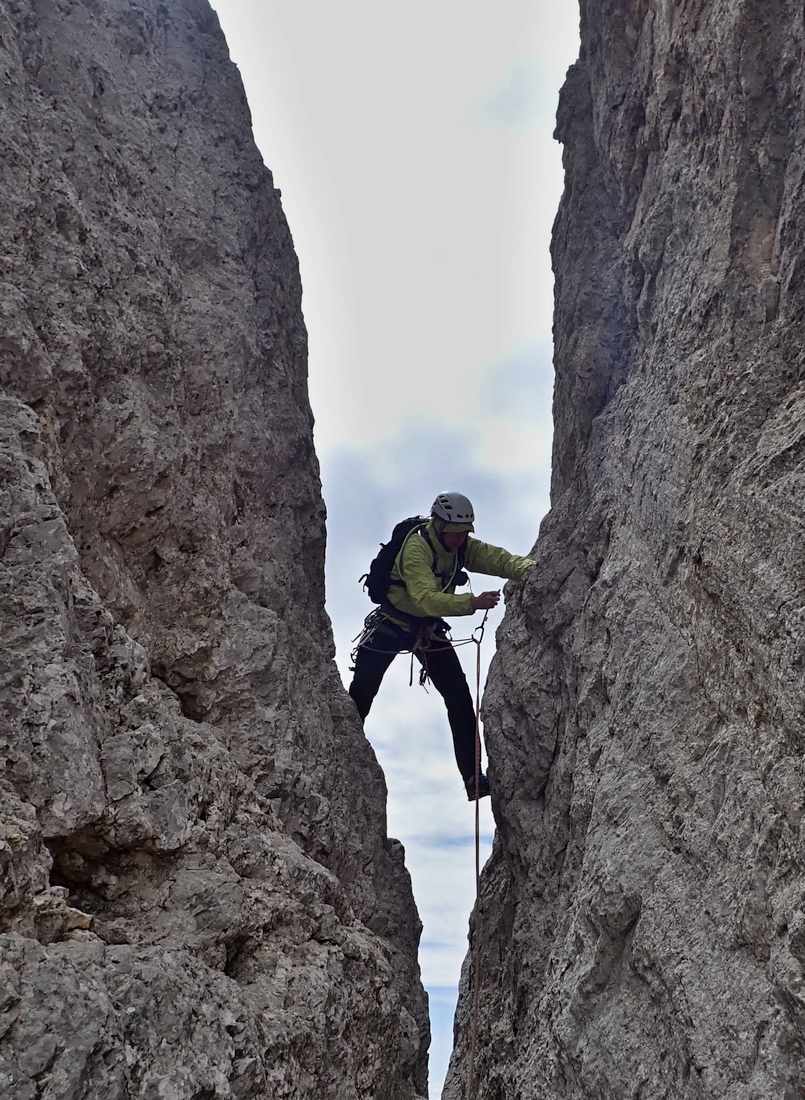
[431,491,475,525]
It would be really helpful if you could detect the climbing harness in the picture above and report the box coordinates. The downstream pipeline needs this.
[466,611,487,1100]
[349,607,479,667]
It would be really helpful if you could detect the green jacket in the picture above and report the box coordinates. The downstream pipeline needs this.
[387,517,534,619]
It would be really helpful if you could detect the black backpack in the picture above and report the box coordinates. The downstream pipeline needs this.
[360,517,467,604]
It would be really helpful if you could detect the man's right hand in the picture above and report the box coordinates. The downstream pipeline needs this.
[473,590,501,611]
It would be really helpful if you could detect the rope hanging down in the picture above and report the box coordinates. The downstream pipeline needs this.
[467,610,487,1100]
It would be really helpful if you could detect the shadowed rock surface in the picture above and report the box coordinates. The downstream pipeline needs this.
[446,1,805,1097]
[0,1,428,1096]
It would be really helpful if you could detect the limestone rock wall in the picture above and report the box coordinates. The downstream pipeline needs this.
[0,1,428,1096]
[447,2,805,1097]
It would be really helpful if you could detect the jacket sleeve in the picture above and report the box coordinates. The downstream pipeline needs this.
[398,535,476,617]
[464,537,535,580]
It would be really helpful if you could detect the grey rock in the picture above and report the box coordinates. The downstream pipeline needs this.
[0,0,427,1096]
[447,1,805,1097]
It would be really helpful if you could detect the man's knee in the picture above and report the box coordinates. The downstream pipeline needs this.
[427,658,472,707]
[349,662,378,714]
[348,679,371,721]
[349,643,397,719]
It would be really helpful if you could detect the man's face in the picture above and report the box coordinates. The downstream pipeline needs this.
[442,530,468,553]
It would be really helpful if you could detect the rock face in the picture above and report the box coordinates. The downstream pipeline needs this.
[0,1,427,1097]
[447,1,805,1097]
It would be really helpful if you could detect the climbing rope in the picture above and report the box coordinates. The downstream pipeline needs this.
[467,610,487,1100]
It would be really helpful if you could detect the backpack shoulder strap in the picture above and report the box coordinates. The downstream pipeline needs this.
[393,522,432,586]
[419,527,439,568]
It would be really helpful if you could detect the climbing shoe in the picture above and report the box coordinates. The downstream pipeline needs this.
[465,773,490,801]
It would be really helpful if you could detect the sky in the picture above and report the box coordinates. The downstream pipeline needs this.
[210,2,580,1093]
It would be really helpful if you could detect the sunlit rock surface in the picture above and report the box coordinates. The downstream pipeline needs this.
[0,1,427,1096]
[447,1,805,1096]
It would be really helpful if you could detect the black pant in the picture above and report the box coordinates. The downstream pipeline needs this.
[348,616,478,781]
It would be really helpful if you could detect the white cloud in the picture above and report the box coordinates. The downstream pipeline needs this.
[212,0,576,453]
[478,62,553,130]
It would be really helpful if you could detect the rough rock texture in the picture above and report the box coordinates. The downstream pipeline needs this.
[0,1,428,1097]
[447,1,805,1097]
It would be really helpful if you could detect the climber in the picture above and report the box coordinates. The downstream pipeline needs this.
[348,491,535,801]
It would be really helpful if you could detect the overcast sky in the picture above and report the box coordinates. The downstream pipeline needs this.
[211,2,579,1092]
